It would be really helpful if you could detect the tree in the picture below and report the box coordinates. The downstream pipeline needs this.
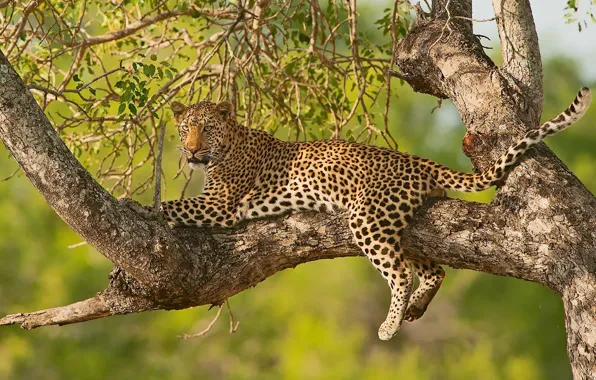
[0,0,594,377]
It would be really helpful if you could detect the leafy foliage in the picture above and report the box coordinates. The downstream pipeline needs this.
[563,0,596,30]
[0,0,417,196]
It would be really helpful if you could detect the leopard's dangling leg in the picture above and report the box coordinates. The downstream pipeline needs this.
[404,258,445,322]
[397,186,447,321]
[349,210,413,340]
[376,247,413,340]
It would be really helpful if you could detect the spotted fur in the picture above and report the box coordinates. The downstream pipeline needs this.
[160,88,591,340]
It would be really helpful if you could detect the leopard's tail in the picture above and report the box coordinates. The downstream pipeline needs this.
[434,87,592,192]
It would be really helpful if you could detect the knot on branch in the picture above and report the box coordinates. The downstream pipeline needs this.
[393,18,492,100]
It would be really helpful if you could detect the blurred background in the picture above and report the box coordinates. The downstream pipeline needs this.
[1,0,595,379]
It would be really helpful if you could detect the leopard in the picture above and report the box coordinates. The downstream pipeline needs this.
[157,87,591,341]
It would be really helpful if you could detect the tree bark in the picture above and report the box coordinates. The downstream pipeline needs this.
[393,0,596,377]
[0,0,595,377]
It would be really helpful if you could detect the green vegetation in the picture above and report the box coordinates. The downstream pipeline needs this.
[1,0,595,378]
[0,58,593,379]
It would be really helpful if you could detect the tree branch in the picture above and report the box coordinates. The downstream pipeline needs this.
[492,0,543,124]
[394,0,596,376]
[0,296,110,330]
[62,8,238,50]
[0,197,564,328]
[0,49,195,294]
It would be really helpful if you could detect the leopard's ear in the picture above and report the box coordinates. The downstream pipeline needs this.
[171,101,187,121]
[216,101,234,120]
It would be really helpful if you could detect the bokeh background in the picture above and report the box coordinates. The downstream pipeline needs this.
[1,1,595,379]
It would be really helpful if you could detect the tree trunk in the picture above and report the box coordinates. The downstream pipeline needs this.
[0,0,595,377]
[393,0,596,376]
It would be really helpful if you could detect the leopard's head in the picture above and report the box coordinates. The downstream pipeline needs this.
[171,100,234,170]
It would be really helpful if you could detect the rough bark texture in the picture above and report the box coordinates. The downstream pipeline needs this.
[393,1,596,377]
[0,0,595,377]
[492,0,543,124]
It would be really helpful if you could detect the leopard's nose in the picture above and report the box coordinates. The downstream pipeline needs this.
[187,147,199,156]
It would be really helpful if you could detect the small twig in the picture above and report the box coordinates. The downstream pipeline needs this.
[68,241,88,249]
[179,305,223,339]
[179,168,194,199]
[475,33,493,49]
[387,68,407,80]
[430,98,443,114]
[1,166,21,181]
[225,298,239,333]
[453,15,496,23]
[152,120,166,212]
[383,0,400,151]
[429,0,453,53]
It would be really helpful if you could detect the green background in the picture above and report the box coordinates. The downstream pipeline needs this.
[1,3,596,379]
[1,58,593,380]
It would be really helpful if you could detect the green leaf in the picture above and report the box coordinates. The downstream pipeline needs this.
[73,74,81,82]
[118,103,126,114]
[121,90,133,102]
[143,64,155,77]
[150,54,157,61]
[128,103,137,115]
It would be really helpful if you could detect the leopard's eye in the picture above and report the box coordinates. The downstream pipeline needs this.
[204,125,212,132]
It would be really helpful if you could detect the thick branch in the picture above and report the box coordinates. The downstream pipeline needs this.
[0,50,196,297]
[0,197,566,327]
[492,0,543,124]
[395,1,596,376]
[563,279,596,378]
[432,0,472,23]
